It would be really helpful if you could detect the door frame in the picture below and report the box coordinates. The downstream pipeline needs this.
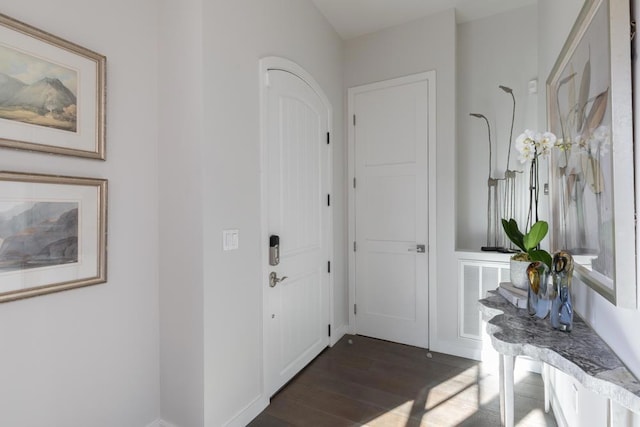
[347,71,437,348]
[258,56,334,398]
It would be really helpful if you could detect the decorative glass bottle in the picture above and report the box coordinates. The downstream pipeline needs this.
[526,261,551,318]
[550,251,574,332]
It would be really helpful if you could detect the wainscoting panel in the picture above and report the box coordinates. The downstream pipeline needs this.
[457,253,509,341]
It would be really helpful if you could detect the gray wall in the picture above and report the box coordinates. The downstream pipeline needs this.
[456,5,539,250]
[3,1,639,426]
[539,0,640,380]
[159,0,345,425]
[158,0,205,425]
[0,0,161,425]
[345,9,461,355]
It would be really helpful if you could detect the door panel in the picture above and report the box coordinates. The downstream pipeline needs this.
[363,249,416,320]
[364,174,416,241]
[353,77,429,348]
[265,69,330,396]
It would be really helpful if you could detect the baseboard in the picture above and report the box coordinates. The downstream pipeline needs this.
[223,394,269,427]
[516,357,542,374]
[330,323,348,346]
[151,397,268,427]
[430,339,482,361]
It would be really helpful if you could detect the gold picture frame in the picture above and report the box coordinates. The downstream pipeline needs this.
[0,171,107,303]
[0,13,106,159]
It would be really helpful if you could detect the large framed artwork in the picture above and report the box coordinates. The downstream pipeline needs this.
[547,0,636,307]
[0,13,106,159]
[0,172,107,303]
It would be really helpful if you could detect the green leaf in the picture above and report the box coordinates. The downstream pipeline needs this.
[502,218,525,252]
[529,249,552,270]
[523,221,549,251]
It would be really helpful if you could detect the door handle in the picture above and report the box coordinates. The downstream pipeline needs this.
[408,244,426,253]
[269,271,288,287]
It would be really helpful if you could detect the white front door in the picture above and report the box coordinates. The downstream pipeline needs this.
[264,68,331,396]
[350,74,431,348]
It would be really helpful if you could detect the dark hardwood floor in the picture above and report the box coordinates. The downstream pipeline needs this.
[249,334,557,427]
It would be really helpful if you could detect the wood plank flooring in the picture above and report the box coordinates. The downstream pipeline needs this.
[249,335,557,427]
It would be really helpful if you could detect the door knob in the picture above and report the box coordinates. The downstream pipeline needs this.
[269,271,288,287]
[408,244,426,253]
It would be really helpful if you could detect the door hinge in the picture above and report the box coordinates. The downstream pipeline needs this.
[353,114,356,126]
[327,261,331,273]
[354,304,357,315]
[327,132,330,145]
[327,194,331,206]
[353,241,357,252]
[353,177,356,189]
[328,324,332,337]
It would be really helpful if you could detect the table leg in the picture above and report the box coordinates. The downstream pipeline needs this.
[609,399,630,427]
[543,363,550,413]
[499,354,505,425]
[499,354,515,427]
[504,355,515,427]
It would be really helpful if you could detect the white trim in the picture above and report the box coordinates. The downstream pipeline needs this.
[457,258,509,341]
[330,323,349,346]
[222,394,269,427]
[549,382,570,427]
[347,71,437,347]
[430,338,482,361]
[258,56,334,399]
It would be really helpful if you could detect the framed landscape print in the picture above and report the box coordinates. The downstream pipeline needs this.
[0,13,106,159]
[547,0,636,307]
[0,172,107,302]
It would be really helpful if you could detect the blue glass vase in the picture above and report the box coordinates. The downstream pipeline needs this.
[550,251,574,332]
[527,261,550,318]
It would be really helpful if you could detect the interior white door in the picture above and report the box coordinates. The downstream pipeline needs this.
[265,69,330,396]
[353,77,429,348]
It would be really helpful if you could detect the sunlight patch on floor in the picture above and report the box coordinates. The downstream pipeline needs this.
[519,408,554,426]
[358,366,552,427]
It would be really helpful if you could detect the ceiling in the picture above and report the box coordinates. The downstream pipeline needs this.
[311,0,537,40]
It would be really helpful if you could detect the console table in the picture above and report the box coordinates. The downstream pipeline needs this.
[479,291,640,427]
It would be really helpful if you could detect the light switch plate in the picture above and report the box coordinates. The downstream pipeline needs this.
[223,229,239,251]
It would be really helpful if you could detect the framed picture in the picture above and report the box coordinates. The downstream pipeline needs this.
[547,0,636,307]
[0,13,106,159]
[0,172,107,303]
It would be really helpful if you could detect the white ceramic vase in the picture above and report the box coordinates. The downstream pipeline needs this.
[510,258,532,290]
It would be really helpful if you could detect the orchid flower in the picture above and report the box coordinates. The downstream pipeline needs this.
[514,129,556,163]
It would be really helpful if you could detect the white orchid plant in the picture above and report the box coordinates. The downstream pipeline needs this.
[511,129,557,234]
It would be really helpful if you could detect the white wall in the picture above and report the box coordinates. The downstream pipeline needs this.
[4,1,639,426]
[158,1,344,425]
[158,0,205,426]
[539,0,640,423]
[0,1,161,426]
[539,0,640,379]
[456,6,539,250]
[344,10,461,356]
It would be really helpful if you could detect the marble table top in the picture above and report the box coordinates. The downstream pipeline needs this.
[479,291,640,413]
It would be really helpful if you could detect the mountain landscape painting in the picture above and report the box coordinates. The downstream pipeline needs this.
[0,201,79,271]
[0,44,77,132]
